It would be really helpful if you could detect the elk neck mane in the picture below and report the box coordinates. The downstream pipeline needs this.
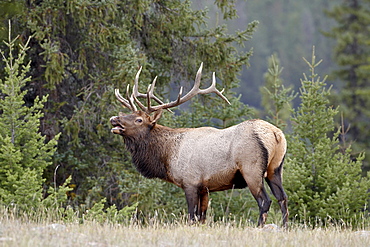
[122,124,184,181]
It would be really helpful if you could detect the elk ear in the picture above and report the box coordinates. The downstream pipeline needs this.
[150,109,163,126]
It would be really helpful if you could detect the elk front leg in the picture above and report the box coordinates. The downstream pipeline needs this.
[184,186,200,223]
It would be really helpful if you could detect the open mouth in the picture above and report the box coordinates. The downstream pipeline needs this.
[110,117,125,134]
[111,124,125,134]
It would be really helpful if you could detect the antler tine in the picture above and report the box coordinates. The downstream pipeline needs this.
[174,86,184,105]
[133,66,148,98]
[132,68,167,113]
[145,76,157,112]
[146,83,153,112]
[174,62,203,104]
[204,72,231,105]
[147,78,168,107]
[147,77,175,113]
[179,65,230,105]
[156,63,204,109]
[125,85,138,111]
[115,88,136,111]
[149,63,231,112]
[132,83,148,112]
[194,62,203,88]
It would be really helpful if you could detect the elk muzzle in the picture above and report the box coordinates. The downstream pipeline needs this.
[110,116,125,135]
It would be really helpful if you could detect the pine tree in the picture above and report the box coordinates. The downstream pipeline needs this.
[324,0,370,168]
[284,49,370,226]
[0,27,59,210]
[260,54,296,129]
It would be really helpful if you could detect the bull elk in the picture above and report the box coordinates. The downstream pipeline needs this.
[110,63,289,227]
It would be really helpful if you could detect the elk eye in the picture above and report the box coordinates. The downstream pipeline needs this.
[135,118,143,123]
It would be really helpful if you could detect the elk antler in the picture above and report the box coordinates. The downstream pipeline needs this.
[115,67,165,112]
[145,63,231,113]
[114,85,137,112]
[115,63,231,114]
[132,68,165,113]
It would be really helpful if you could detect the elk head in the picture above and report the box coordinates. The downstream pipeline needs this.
[110,110,163,137]
[110,63,230,137]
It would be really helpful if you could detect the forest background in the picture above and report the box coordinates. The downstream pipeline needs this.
[0,0,369,227]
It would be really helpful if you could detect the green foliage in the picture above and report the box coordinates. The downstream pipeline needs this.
[83,198,138,224]
[118,171,185,219]
[284,48,370,226]
[0,27,59,211]
[214,0,238,20]
[260,54,297,129]
[42,175,74,208]
[0,0,24,41]
[324,0,370,168]
[207,189,258,224]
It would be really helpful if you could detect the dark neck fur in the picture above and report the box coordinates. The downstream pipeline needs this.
[123,125,183,180]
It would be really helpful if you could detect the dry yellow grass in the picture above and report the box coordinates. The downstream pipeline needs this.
[0,217,369,247]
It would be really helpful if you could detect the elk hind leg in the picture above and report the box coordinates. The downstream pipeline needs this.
[243,175,272,227]
[266,164,289,228]
[197,190,209,223]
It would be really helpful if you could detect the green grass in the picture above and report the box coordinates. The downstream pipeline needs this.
[0,209,369,247]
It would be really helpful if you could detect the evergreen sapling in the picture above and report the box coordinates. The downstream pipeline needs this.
[284,49,370,226]
[0,28,59,210]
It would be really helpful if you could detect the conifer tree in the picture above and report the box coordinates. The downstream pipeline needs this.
[284,49,370,226]
[260,54,296,129]
[0,28,59,210]
[324,0,370,168]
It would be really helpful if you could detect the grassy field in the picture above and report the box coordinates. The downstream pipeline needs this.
[0,214,369,247]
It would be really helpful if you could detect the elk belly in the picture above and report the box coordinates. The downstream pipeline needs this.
[202,169,247,192]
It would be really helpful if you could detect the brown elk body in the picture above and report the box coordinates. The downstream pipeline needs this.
[110,64,289,227]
